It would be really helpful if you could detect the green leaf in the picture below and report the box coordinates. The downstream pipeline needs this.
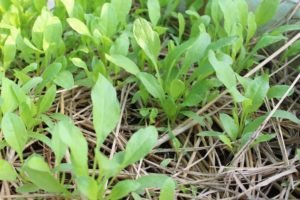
[122,126,158,167]
[159,178,176,200]
[38,85,56,115]
[56,120,88,177]
[243,75,269,114]
[218,134,232,149]
[137,72,165,101]
[198,131,221,137]
[2,113,28,159]
[133,18,160,67]
[50,123,67,165]
[267,85,293,99]
[1,77,19,113]
[136,174,171,192]
[67,18,91,36]
[253,134,275,146]
[246,12,257,43]
[272,110,300,125]
[92,74,120,146]
[147,0,160,26]
[54,70,74,89]
[111,0,131,24]
[22,155,68,194]
[108,180,141,200]
[170,79,185,100]
[255,0,280,26]
[220,113,239,141]
[253,34,286,52]
[208,51,244,102]
[0,159,17,181]
[96,151,122,178]
[43,16,62,52]
[106,54,140,75]
[71,57,88,70]
[181,111,205,126]
[3,36,16,70]
[77,176,98,200]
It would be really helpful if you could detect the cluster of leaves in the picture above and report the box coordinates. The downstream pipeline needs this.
[0,0,299,199]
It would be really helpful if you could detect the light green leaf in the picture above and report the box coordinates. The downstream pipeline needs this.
[38,85,56,115]
[50,123,67,165]
[106,54,140,75]
[220,113,239,141]
[198,131,222,137]
[92,74,120,146]
[122,126,158,167]
[267,85,293,99]
[253,134,275,146]
[253,34,286,52]
[272,110,300,125]
[243,75,269,114]
[136,174,171,192]
[147,0,160,26]
[0,159,17,181]
[54,70,74,89]
[22,155,68,194]
[56,120,88,177]
[3,36,16,70]
[2,113,28,159]
[170,79,185,100]
[1,77,19,113]
[159,178,176,200]
[255,0,280,26]
[218,134,232,149]
[246,12,257,43]
[43,16,62,52]
[137,72,165,101]
[77,176,98,200]
[181,111,205,126]
[67,18,91,36]
[133,18,160,67]
[111,0,131,24]
[208,50,244,102]
[108,180,140,200]
[71,57,88,70]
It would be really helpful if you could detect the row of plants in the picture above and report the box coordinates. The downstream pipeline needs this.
[0,0,299,199]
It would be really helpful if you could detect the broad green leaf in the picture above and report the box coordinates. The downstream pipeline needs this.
[67,18,91,36]
[243,116,266,135]
[99,3,118,37]
[220,113,239,141]
[60,0,75,17]
[56,120,88,177]
[218,134,232,149]
[22,155,68,194]
[3,35,16,70]
[208,51,244,102]
[22,77,43,93]
[159,178,176,200]
[2,113,28,159]
[272,24,300,35]
[133,18,160,67]
[43,16,62,52]
[1,77,18,113]
[170,79,185,100]
[96,151,122,178]
[92,74,120,146]
[50,123,67,165]
[71,57,88,70]
[54,70,74,89]
[253,34,286,53]
[137,72,165,101]
[209,36,239,51]
[110,33,130,56]
[122,126,158,167]
[77,176,98,200]
[108,180,141,200]
[267,85,293,99]
[41,62,62,84]
[106,54,140,75]
[38,85,56,115]
[0,159,17,181]
[111,0,131,24]
[272,110,300,125]
[16,183,39,193]
[243,75,269,114]
[147,0,160,26]
[284,40,300,58]
[255,0,280,26]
